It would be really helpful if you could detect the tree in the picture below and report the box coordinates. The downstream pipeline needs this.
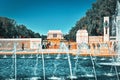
[67,0,117,41]
[0,17,41,38]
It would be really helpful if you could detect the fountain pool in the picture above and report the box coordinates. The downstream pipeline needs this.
[0,54,120,80]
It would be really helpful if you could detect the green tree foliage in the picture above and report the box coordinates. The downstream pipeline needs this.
[66,0,118,41]
[0,17,41,38]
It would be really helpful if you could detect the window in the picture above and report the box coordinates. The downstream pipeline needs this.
[105,20,108,26]
[106,27,107,34]
[53,34,57,37]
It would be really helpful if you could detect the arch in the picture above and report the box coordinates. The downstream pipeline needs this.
[92,43,95,49]
[104,43,108,48]
[97,43,100,48]
[88,44,90,49]
[0,43,2,47]
[7,42,12,48]
[109,41,112,48]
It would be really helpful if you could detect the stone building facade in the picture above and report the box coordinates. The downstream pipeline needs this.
[47,30,63,39]
[0,38,41,50]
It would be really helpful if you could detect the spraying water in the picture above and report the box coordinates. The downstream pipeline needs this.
[31,45,42,80]
[81,42,97,80]
[89,49,97,80]
[13,43,17,80]
[73,43,81,77]
[33,52,38,76]
[60,42,74,79]
[114,1,120,79]
[40,44,45,80]
[56,43,63,59]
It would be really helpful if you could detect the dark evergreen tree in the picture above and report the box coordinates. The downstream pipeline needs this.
[67,0,118,41]
[0,17,41,38]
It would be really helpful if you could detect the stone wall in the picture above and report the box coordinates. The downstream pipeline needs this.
[89,36,103,43]
[0,38,41,50]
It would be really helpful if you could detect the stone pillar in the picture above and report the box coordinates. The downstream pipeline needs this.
[116,16,120,54]
[116,16,120,41]
[104,17,110,42]
[76,30,88,44]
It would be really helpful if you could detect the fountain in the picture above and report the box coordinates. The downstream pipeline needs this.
[89,50,97,80]
[59,42,75,80]
[98,1,120,80]
[34,54,38,76]
[48,62,61,80]
[21,55,25,58]
[1,1,120,80]
[116,0,120,64]
[98,43,120,79]
[55,48,61,60]
[72,54,79,79]
[80,43,97,80]
[72,43,82,79]
[13,43,17,80]
[38,54,41,58]
[29,54,33,58]
[0,42,120,80]
[12,54,15,58]
[41,44,46,80]
[100,57,106,61]
[48,42,74,80]
[3,54,7,58]
[31,46,41,80]
[109,42,119,80]
[73,43,81,60]
[46,53,51,59]
[9,44,16,79]
[55,42,64,60]
[55,53,61,59]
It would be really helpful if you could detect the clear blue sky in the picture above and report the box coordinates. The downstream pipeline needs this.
[0,0,96,35]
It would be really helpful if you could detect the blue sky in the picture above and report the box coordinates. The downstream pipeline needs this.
[0,0,96,35]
